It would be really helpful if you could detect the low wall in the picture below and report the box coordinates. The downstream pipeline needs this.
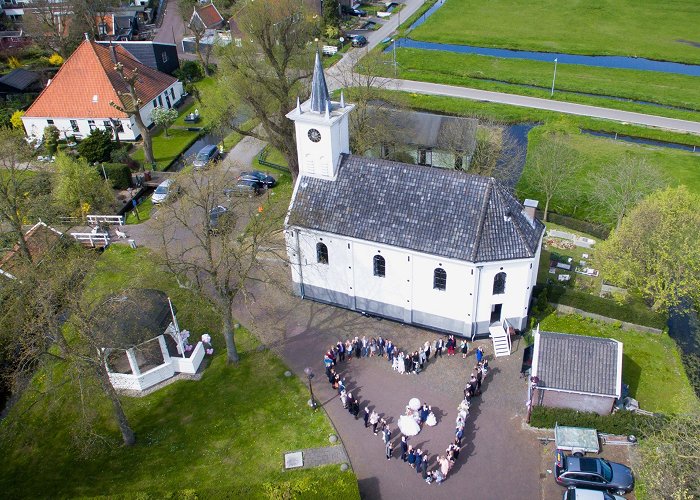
[552,303,662,334]
[170,342,205,374]
[109,363,176,391]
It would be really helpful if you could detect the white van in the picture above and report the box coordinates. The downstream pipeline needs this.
[152,179,176,204]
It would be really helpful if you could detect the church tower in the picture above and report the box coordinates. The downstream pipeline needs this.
[286,52,355,180]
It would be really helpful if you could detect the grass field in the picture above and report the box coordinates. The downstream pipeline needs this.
[410,0,700,65]
[388,48,700,120]
[0,246,359,498]
[538,313,698,415]
[125,195,154,224]
[131,127,200,171]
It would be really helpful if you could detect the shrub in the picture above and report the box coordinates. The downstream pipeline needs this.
[43,125,60,154]
[77,128,114,163]
[10,110,24,129]
[174,60,204,83]
[47,53,63,66]
[8,56,21,69]
[98,163,132,190]
[110,145,140,170]
[530,406,657,437]
[538,210,610,240]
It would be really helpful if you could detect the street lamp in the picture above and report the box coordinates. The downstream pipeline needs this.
[550,58,558,97]
[303,367,316,409]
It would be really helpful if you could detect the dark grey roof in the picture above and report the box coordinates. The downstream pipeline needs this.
[535,331,621,396]
[382,108,478,151]
[0,69,39,91]
[94,289,174,349]
[310,51,330,113]
[96,41,176,71]
[287,154,544,262]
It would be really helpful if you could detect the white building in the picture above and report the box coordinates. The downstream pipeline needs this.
[284,54,545,338]
[21,38,184,142]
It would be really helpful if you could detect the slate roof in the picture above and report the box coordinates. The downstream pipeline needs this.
[534,331,622,397]
[96,41,179,74]
[382,108,478,151]
[287,154,544,263]
[0,68,40,91]
[24,40,177,119]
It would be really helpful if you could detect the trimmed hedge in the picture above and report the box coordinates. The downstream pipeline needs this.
[539,284,667,330]
[530,406,656,437]
[537,210,610,240]
[98,163,131,190]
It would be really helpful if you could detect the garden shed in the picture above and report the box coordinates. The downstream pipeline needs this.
[530,329,623,415]
[99,289,206,392]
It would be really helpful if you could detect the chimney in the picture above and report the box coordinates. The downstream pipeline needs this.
[523,199,538,223]
[109,41,117,64]
[84,32,90,41]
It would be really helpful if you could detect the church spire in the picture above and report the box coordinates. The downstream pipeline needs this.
[310,50,330,113]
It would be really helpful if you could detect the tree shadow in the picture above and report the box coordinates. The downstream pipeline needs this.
[622,353,641,398]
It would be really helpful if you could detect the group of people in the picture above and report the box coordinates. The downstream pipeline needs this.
[321,334,493,486]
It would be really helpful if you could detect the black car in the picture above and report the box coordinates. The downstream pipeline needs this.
[208,205,229,233]
[238,170,276,188]
[351,35,368,47]
[342,5,367,16]
[224,179,266,197]
[555,450,634,495]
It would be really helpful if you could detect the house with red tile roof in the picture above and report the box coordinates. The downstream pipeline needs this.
[190,2,225,31]
[21,38,184,142]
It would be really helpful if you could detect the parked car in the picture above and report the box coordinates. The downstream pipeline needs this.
[208,205,229,233]
[351,35,368,47]
[562,486,627,500]
[555,450,634,495]
[342,5,367,16]
[152,178,177,204]
[238,170,276,188]
[193,144,220,169]
[224,179,266,197]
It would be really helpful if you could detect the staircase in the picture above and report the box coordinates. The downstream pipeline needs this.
[489,322,512,357]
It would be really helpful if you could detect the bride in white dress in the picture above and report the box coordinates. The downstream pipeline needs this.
[397,352,405,374]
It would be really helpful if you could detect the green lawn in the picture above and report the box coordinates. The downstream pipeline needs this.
[387,48,700,121]
[538,313,698,415]
[410,0,700,65]
[517,125,700,225]
[131,128,200,171]
[0,246,359,498]
[124,195,154,224]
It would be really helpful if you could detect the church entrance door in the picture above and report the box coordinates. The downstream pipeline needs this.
[490,303,502,324]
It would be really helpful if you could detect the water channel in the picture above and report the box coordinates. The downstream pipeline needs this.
[400,0,700,77]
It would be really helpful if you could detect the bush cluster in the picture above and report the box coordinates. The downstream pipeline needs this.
[98,163,132,190]
[530,406,656,437]
[538,210,610,240]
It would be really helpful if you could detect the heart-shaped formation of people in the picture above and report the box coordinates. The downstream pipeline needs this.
[322,335,490,484]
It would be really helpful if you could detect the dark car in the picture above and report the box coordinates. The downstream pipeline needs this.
[238,170,276,188]
[555,450,634,495]
[193,144,220,169]
[351,35,368,47]
[342,5,367,16]
[208,205,229,233]
[224,179,266,197]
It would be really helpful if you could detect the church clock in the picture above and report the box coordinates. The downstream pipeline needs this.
[308,128,322,143]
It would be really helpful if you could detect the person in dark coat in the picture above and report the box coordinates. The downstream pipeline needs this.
[346,393,355,415]
[437,338,444,357]
[403,354,411,374]
[363,406,370,428]
[400,436,408,461]
[415,449,423,473]
[386,440,393,460]
[421,454,429,479]
[354,338,361,358]
[475,365,483,395]
[407,447,416,468]
[352,399,360,419]
[419,404,430,424]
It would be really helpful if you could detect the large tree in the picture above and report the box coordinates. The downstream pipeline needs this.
[22,0,87,57]
[178,0,215,77]
[525,133,581,221]
[154,167,286,364]
[53,153,115,216]
[210,0,316,181]
[598,186,700,312]
[589,155,665,229]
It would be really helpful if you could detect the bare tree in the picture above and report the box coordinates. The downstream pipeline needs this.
[0,128,38,261]
[153,166,287,364]
[525,133,581,222]
[209,0,316,181]
[22,0,87,57]
[72,0,120,41]
[178,0,214,77]
[110,63,155,167]
[589,155,665,230]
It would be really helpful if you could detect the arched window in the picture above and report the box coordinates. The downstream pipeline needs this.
[493,272,506,295]
[316,242,328,264]
[373,255,386,277]
[433,268,447,291]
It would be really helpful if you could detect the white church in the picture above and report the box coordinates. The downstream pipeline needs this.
[284,54,545,341]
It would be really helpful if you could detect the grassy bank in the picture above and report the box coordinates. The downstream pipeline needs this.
[387,48,700,121]
[410,0,700,65]
[538,314,698,415]
[0,246,358,498]
[131,127,200,171]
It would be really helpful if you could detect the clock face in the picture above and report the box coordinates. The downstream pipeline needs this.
[308,128,321,143]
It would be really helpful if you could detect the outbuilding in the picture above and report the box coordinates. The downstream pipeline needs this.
[530,329,623,415]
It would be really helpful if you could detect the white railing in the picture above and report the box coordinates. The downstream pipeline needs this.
[87,214,125,226]
[170,342,205,374]
[70,232,110,247]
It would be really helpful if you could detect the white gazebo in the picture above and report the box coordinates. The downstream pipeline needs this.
[99,289,207,392]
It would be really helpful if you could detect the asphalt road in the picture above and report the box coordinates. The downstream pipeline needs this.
[154,0,186,54]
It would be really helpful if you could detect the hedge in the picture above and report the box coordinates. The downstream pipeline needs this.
[537,210,610,240]
[98,163,131,190]
[530,406,657,437]
[539,284,667,330]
